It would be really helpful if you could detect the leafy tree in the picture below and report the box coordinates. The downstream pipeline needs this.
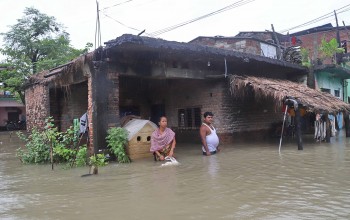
[319,38,345,64]
[0,7,92,103]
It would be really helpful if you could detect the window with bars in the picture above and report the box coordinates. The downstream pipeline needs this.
[321,88,331,94]
[178,107,201,128]
[334,89,340,97]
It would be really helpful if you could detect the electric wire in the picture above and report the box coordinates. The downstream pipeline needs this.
[100,0,350,40]
[279,4,350,34]
[150,0,256,36]
[102,13,140,32]
[101,0,256,37]
[100,0,134,11]
[102,13,154,37]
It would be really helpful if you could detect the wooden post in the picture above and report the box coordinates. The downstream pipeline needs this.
[344,111,350,137]
[334,11,341,48]
[325,113,331,143]
[307,65,315,89]
[334,10,342,64]
[271,24,282,60]
[342,21,350,41]
[295,107,303,150]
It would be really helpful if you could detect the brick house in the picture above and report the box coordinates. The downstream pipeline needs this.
[194,26,350,104]
[289,23,350,104]
[25,34,350,155]
[290,23,350,63]
[0,67,26,130]
[189,31,287,59]
[0,93,26,130]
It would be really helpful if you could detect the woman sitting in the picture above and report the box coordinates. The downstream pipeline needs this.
[150,116,176,161]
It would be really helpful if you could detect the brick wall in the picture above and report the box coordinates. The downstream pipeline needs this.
[25,84,50,130]
[106,71,120,128]
[118,77,283,144]
[166,78,282,143]
[190,38,261,56]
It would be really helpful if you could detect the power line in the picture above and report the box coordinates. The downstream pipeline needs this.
[102,12,155,37]
[101,0,256,38]
[100,0,134,11]
[102,13,141,32]
[150,0,256,36]
[278,3,350,33]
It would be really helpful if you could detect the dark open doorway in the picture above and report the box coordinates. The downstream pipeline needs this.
[8,112,19,122]
[151,104,165,125]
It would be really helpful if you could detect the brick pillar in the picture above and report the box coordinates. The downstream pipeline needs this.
[94,61,107,154]
[25,84,50,131]
[88,59,121,155]
[87,76,94,155]
[107,71,120,128]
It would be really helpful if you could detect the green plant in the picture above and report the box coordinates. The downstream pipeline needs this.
[17,116,87,167]
[16,128,50,163]
[301,47,311,68]
[53,145,75,162]
[106,127,130,163]
[88,153,108,175]
[319,38,345,64]
[75,146,88,167]
[89,154,108,167]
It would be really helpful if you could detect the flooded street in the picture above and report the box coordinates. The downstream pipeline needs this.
[1,132,350,220]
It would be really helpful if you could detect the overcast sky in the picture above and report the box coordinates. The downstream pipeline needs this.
[0,0,350,52]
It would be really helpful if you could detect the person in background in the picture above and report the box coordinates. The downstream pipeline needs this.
[200,112,220,156]
[150,116,176,161]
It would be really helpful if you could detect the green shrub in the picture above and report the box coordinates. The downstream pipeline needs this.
[17,128,50,164]
[106,127,130,163]
[17,116,87,167]
[89,154,108,167]
[53,145,75,162]
[75,146,88,167]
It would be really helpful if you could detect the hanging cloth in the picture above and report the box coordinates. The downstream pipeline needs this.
[79,112,88,134]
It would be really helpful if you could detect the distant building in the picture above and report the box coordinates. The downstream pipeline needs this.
[0,83,26,130]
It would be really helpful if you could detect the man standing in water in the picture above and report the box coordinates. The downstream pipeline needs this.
[200,112,220,156]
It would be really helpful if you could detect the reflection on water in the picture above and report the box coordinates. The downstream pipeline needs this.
[1,132,350,219]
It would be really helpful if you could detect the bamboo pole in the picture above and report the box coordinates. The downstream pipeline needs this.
[344,111,350,137]
[295,107,303,150]
[325,113,331,143]
[50,139,54,170]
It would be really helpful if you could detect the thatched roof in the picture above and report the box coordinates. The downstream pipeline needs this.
[229,75,350,114]
[25,52,94,88]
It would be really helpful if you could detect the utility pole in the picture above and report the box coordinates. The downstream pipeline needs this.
[95,0,102,49]
[334,10,342,64]
[342,21,350,42]
[271,24,282,60]
[334,10,341,47]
